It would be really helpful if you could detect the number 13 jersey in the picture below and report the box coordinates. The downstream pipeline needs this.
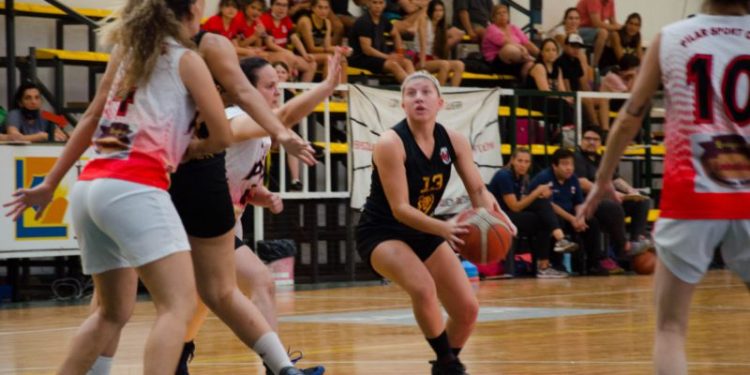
[659,14,750,219]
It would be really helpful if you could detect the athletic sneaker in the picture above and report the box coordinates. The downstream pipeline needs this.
[536,266,569,279]
[599,258,625,275]
[553,238,579,253]
[430,358,468,375]
[265,350,325,375]
[279,367,306,375]
[175,340,195,375]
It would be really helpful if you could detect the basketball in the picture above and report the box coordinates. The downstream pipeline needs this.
[632,249,657,275]
[454,207,513,265]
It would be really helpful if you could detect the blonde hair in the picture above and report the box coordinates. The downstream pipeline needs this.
[98,0,197,97]
[401,71,442,97]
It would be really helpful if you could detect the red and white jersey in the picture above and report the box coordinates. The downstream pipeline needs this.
[659,14,750,219]
[79,39,196,190]
[224,106,272,209]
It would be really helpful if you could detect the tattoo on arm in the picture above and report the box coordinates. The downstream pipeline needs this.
[625,98,651,117]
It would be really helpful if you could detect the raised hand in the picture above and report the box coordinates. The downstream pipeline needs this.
[276,130,316,166]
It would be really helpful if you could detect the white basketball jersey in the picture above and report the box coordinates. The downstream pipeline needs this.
[658,14,750,219]
[224,106,272,208]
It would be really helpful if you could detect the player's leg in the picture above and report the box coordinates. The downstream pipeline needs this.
[652,260,695,375]
[236,243,277,329]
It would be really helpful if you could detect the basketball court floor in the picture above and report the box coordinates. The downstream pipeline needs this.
[1,270,749,374]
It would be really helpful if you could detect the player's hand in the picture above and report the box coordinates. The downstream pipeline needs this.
[4,181,55,221]
[276,130,316,166]
[246,188,283,214]
[442,216,470,250]
[325,49,343,87]
[577,180,617,221]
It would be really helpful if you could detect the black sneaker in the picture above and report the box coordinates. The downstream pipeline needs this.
[175,340,195,375]
[289,180,303,191]
[267,365,325,375]
[430,358,468,375]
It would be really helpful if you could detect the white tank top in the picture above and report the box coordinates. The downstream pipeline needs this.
[224,106,272,208]
[80,38,196,190]
[658,14,750,219]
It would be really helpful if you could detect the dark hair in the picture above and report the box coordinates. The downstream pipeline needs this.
[617,53,640,72]
[427,0,449,59]
[560,7,579,27]
[582,126,604,140]
[619,12,642,47]
[551,148,574,166]
[536,38,559,63]
[13,81,41,109]
[240,57,271,86]
[311,0,330,7]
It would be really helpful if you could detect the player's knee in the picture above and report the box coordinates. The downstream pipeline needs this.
[98,304,133,327]
[456,296,479,325]
[408,282,438,306]
[197,283,233,311]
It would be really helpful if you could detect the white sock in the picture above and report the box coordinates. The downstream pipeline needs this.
[252,332,293,375]
[87,356,113,375]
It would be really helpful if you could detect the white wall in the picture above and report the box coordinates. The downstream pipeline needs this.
[0,0,706,107]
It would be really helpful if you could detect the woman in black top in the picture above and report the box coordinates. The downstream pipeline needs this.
[297,0,349,84]
[356,72,512,375]
[525,38,575,129]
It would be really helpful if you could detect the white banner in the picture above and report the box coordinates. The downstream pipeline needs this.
[0,144,89,258]
[349,85,503,215]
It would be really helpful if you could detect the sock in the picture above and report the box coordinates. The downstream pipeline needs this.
[426,331,455,363]
[253,332,293,375]
[451,347,462,357]
[87,356,113,375]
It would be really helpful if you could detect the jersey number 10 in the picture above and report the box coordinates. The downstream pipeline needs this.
[687,54,750,125]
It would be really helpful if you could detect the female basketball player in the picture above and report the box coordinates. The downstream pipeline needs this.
[175,51,343,375]
[578,1,750,374]
[4,0,232,373]
[355,71,513,375]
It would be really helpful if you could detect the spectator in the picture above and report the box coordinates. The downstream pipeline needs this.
[203,0,245,39]
[529,148,612,275]
[5,82,67,143]
[330,0,363,43]
[348,0,414,82]
[453,0,492,42]
[610,12,642,62]
[555,33,599,127]
[547,7,593,82]
[574,127,653,257]
[411,0,465,86]
[425,0,464,51]
[260,0,318,82]
[297,0,350,85]
[576,0,620,68]
[482,4,538,80]
[597,54,639,129]
[236,0,268,51]
[390,0,429,37]
[488,148,579,278]
[525,38,575,127]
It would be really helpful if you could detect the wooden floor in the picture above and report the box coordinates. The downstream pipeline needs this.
[1,270,749,374]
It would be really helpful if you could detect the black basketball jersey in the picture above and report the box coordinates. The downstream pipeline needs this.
[363,119,457,226]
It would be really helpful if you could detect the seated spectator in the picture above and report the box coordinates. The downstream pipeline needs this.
[297,0,349,84]
[574,127,653,256]
[453,0,492,42]
[236,0,269,54]
[390,0,429,37]
[555,33,599,127]
[608,12,642,63]
[525,38,575,127]
[529,149,613,275]
[546,7,593,82]
[576,0,620,68]
[5,82,67,143]
[348,0,414,82]
[330,0,362,43]
[411,0,465,86]
[203,0,245,39]
[482,4,538,80]
[260,0,318,82]
[597,54,639,129]
[488,148,579,278]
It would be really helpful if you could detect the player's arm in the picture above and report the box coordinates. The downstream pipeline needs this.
[375,131,457,239]
[448,129,499,212]
[200,33,316,165]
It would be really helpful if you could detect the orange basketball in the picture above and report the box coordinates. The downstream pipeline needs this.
[632,249,657,275]
[454,207,513,265]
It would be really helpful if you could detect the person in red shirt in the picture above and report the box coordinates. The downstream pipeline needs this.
[260,0,318,82]
[576,0,620,68]
[202,0,245,39]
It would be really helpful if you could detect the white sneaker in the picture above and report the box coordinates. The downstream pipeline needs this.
[554,238,579,253]
[536,267,569,279]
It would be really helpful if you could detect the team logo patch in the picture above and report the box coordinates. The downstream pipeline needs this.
[418,194,435,214]
[699,134,750,188]
[14,157,69,239]
[440,147,451,164]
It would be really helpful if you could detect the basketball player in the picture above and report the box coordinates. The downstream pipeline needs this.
[577,1,750,374]
[175,51,343,375]
[4,0,233,373]
[355,72,514,375]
